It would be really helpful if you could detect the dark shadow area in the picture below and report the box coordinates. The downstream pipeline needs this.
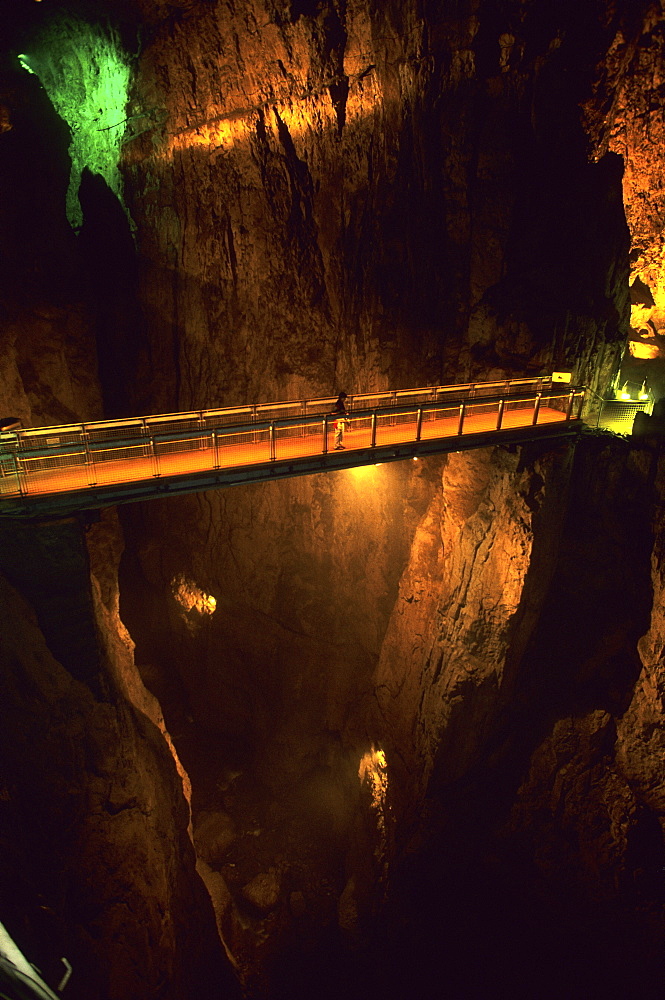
[0,61,78,303]
[369,434,662,1000]
[77,169,145,417]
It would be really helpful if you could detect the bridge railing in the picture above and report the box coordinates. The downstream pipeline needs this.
[0,380,583,500]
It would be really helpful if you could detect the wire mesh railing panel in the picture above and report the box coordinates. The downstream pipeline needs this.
[419,406,460,436]
[85,420,145,445]
[154,434,206,456]
[345,416,373,448]
[462,400,502,420]
[202,407,254,429]
[18,429,85,455]
[391,391,437,408]
[214,427,272,467]
[255,402,305,423]
[274,422,323,460]
[0,455,21,495]
[374,409,423,445]
[596,401,647,433]
[351,393,394,412]
[18,448,85,473]
[145,416,206,438]
[90,443,151,465]
[91,443,155,486]
[151,438,211,478]
[18,449,88,493]
[465,383,511,399]
[504,396,536,411]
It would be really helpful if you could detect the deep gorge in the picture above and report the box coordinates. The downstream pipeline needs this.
[1,2,664,998]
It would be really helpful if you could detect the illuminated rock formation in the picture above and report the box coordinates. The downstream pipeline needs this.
[0,1,664,998]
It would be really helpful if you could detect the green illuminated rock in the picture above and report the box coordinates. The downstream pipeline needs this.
[19,15,131,229]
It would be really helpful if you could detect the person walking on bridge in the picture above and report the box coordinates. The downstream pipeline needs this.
[333,391,349,450]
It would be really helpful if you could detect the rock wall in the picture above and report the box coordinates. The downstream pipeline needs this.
[0,514,240,1000]
[119,0,632,415]
[585,2,665,384]
[1,0,664,997]
[372,433,664,999]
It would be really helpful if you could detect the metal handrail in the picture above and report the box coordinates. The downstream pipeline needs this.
[0,380,586,503]
[4,377,555,444]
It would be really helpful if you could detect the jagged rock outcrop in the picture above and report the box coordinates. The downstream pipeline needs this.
[371,433,663,998]
[0,518,239,1000]
[119,0,632,415]
[374,441,575,816]
[2,1,665,997]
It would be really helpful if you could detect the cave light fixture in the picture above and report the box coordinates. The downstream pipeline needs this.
[16,54,36,75]
[617,380,651,402]
[349,464,378,480]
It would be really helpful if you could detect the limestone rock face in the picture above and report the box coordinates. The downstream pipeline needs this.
[119,0,631,416]
[0,66,103,427]
[0,566,238,1000]
[2,0,665,997]
[585,4,665,389]
[375,441,574,815]
[372,435,663,996]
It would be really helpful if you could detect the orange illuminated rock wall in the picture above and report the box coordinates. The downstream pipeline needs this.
[1,1,665,997]
[372,435,664,995]
[586,3,665,375]
[121,0,630,416]
[0,514,240,1000]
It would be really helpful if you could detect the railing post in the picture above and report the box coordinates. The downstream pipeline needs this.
[416,407,423,442]
[496,398,505,430]
[141,419,151,460]
[532,392,542,425]
[15,448,27,496]
[149,434,160,477]
[565,390,575,420]
[7,437,26,496]
[457,402,466,435]
[322,415,329,455]
[578,391,586,421]
[82,429,97,486]
[371,411,377,448]
[212,429,220,469]
[269,422,276,461]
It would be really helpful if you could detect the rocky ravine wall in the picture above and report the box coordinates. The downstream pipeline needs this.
[0,513,241,1000]
[1,0,664,997]
[116,430,665,998]
[371,433,664,999]
[120,0,631,416]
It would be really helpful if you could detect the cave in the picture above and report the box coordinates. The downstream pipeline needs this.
[0,2,664,999]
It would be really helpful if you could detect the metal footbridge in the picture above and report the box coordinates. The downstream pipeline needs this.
[0,378,585,518]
